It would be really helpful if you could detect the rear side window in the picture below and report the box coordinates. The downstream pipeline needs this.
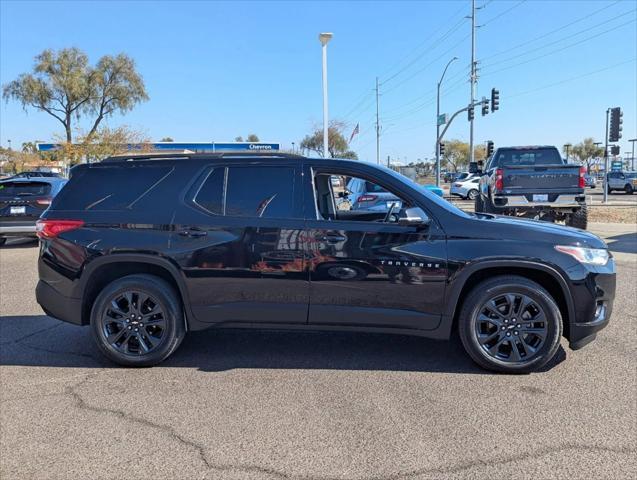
[193,168,224,215]
[0,181,51,197]
[225,166,295,218]
[193,166,296,219]
[53,165,173,210]
[493,148,562,167]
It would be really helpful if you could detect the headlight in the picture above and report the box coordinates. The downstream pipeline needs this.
[555,245,609,265]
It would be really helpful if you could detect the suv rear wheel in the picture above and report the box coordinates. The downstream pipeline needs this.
[458,276,562,373]
[90,274,186,367]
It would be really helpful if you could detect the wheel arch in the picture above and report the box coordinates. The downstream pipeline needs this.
[78,254,192,328]
[443,261,575,341]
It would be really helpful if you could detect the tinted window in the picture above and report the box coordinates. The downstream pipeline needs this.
[0,181,52,197]
[365,181,387,193]
[53,165,173,210]
[493,148,563,167]
[194,168,224,215]
[225,166,295,218]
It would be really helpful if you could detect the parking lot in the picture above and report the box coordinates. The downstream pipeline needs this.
[0,222,635,480]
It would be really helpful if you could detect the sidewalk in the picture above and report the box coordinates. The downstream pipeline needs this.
[589,222,636,262]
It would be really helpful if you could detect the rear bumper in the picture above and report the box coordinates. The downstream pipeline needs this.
[0,223,37,236]
[36,280,84,326]
[493,194,586,209]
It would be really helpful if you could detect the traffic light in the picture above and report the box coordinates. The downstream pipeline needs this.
[610,145,620,155]
[487,140,494,157]
[491,88,500,112]
[439,142,445,156]
[609,107,623,142]
[481,98,489,116]
[468,106,474,121]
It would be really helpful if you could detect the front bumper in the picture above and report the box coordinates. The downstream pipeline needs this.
[566,259,616,350]
[36,280,83,326]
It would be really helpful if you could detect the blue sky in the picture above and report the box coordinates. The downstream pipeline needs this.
[1,0,636,163]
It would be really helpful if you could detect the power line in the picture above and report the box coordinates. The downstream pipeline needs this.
[377,1,468,81]
[481,0,527,27]
[482,8,635,69]
[481,0,621,62]
[382,33,471,96]
[506,58,637,99]
[481,18,636,77]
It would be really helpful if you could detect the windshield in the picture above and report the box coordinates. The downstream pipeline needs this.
[0,181,52,197]
[491,148,563,167]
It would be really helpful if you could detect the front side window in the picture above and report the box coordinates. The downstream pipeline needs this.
[314,173,408,222]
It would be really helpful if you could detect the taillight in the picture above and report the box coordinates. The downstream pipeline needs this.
[494,168,504,191]
[579,166,586,188]
[36,219,84,239]
[36,197,52,206]
[357,195,378,202]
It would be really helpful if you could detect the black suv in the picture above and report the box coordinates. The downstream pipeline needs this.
[36,153,615,373]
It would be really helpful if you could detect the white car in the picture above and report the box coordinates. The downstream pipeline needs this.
[450,176,481,200]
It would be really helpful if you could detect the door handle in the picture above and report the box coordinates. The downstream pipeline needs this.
[318,234,346,243]
[179,228,208,238]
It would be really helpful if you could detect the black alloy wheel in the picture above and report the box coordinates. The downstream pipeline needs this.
[473,293,547,363]
[91,274,185,367]
[100,290,167,355]
[458,276,562,373]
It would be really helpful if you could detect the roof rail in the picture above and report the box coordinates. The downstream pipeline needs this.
[101,151,307,163]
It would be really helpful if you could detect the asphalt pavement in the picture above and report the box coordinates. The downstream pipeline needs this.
[1,225,636,480]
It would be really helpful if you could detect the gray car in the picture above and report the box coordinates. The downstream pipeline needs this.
[606,171,637,194]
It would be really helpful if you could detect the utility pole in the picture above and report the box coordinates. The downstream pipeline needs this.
[629,138,637,171]
[603,108,609,204]
[375,77,381,165]
[469,0,477,164]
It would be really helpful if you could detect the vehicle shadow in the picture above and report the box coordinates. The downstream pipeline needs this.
[0,315,565,374]
[605,232,637,255]
[0,238,39,249]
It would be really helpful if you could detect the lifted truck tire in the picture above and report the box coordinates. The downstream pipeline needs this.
[566,204,588,230]
[474,194,484,213]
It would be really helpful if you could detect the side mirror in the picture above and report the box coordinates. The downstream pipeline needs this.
[398,207,431,228]
[337,190,350,198]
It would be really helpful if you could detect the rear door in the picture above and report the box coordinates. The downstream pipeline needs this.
[172,162,309,326]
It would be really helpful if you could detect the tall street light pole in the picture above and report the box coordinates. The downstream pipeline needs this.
[629,138,637,171]
[436,56,458,186]
[319,32,333,158]
[469,0,477,164]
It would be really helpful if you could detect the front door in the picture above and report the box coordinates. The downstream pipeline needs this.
[305,167,447,331]
[172,163,309,326]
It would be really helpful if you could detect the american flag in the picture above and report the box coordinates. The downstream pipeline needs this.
[349,123,360,142]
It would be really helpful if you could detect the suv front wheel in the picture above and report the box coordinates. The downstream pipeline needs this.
[90,274,186,367]
[458,276,562,373]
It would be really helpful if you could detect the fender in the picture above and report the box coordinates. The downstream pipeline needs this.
[438,259,576,338]
[77,252,195,327]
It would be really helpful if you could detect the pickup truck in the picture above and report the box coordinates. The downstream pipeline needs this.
[475,146,588,229]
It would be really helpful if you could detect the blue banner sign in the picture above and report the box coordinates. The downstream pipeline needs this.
[36,142,280,152]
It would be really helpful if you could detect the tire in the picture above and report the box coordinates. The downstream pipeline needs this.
[0,238,6,247]
[625,184,634,195]
[317,263,368,281]
[90,274,186,367]
[474,194,484,213]
[566,204,588,230]
[607,186,612,194]
[467,189,479,201]
[458,275,562,374]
